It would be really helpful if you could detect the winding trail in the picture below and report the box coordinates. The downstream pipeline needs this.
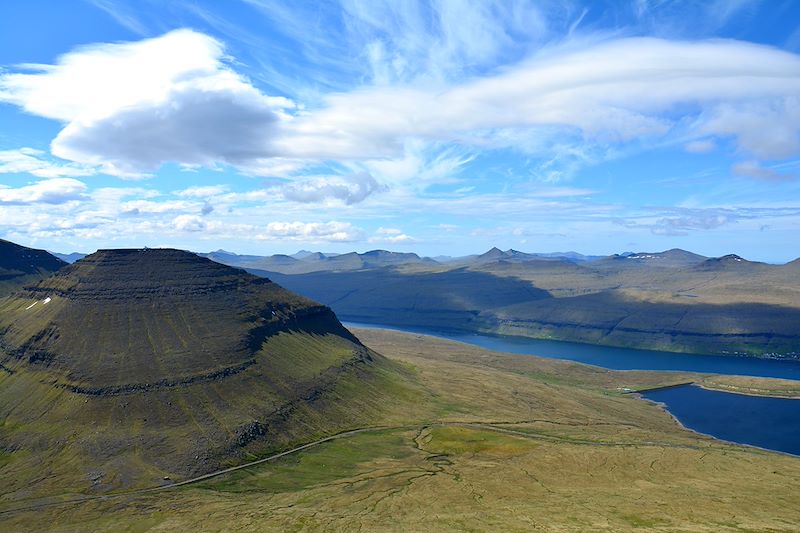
[0,419,752,517]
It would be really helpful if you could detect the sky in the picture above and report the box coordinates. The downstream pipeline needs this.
[0,1,799,261]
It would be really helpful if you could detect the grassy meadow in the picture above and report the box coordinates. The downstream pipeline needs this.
[2,328,799,531]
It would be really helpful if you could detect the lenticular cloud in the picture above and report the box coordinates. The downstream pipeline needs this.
[2,30,800,177]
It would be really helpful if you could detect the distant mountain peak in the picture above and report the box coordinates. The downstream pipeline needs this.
[479,247,506,259]
[211,249,238,256]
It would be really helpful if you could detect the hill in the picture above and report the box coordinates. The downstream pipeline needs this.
[257,248,800,356]
[201,248,434,274]
[0,248,416,498]
[3,327,800,531]
[0,239,66,296]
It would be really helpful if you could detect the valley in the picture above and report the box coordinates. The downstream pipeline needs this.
[236,248,800,357]
[3,4,800,531]
[2,328,800,531]
[0,240,798,531]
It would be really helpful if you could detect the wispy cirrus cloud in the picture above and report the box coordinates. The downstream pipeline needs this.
[0,148,95,178]
[733,160,797,182]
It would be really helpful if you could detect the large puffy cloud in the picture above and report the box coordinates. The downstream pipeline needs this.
[0,29,289,177]
[53,87,281,176]
[0,178,87,205]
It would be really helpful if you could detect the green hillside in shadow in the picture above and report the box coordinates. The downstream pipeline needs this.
[0,249,419,500]
[256,249,800,356]
[0,239,66,297]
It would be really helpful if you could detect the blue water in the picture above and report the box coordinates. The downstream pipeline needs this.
[345,321,800,380]
[346,321,800,455]
[643,385,800,456]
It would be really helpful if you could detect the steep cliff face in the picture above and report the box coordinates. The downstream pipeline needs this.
[0,248,360,389]
[0,248,413,496]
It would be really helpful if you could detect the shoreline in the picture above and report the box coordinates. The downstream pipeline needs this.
[344,319,800,361]
[637,394,800,459]
[695,381,800,399]
[632,381,800,400]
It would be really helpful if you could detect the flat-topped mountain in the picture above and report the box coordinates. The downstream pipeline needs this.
[0,238,66,296]
[0,248,414,495]
[1,248,360,390]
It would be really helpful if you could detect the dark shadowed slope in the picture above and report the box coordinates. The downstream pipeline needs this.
[259,267,551,331]
[0,249,417,500]
[255,250,800,356]
[0,239,66,296]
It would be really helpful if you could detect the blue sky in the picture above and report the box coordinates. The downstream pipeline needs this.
[1,0,799,261]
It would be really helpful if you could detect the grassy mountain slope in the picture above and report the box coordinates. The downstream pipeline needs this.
[0,239,66,296]
[0,249,419,501]
[255,250,800,356]
[3,328,799,531]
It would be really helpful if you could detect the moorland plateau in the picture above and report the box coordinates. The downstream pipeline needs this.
[0,240,798,531]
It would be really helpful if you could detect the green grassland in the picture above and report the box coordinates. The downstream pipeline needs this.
[0,250,427,507]
[2,328,799,531]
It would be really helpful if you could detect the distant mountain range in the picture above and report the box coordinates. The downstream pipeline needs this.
[197,248,437,274]
[195,246,776,274]
[245,247,800,357]
[50,246,797,271]
[51,251,88,263]
[5,238,799,356]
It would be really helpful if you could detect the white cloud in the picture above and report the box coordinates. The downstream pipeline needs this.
[369,226,413,244]
[281,172,386,204]
[86,0,148,35]
[2,29,800,188]
[0,178,87,205]
[276,38,800,163]
[376,227,402,235]
[174,185,229,197]
[340,0,547,84]
[173,214,206,232]
[702,99,800,159]
[122,199,196,215]
[0,29,290,177]
[732,160,797,182]
[684,139,716,154]
[258,221,362,242]
[0,148,95,178]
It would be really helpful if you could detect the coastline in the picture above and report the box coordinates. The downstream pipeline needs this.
[637,393,800,459]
